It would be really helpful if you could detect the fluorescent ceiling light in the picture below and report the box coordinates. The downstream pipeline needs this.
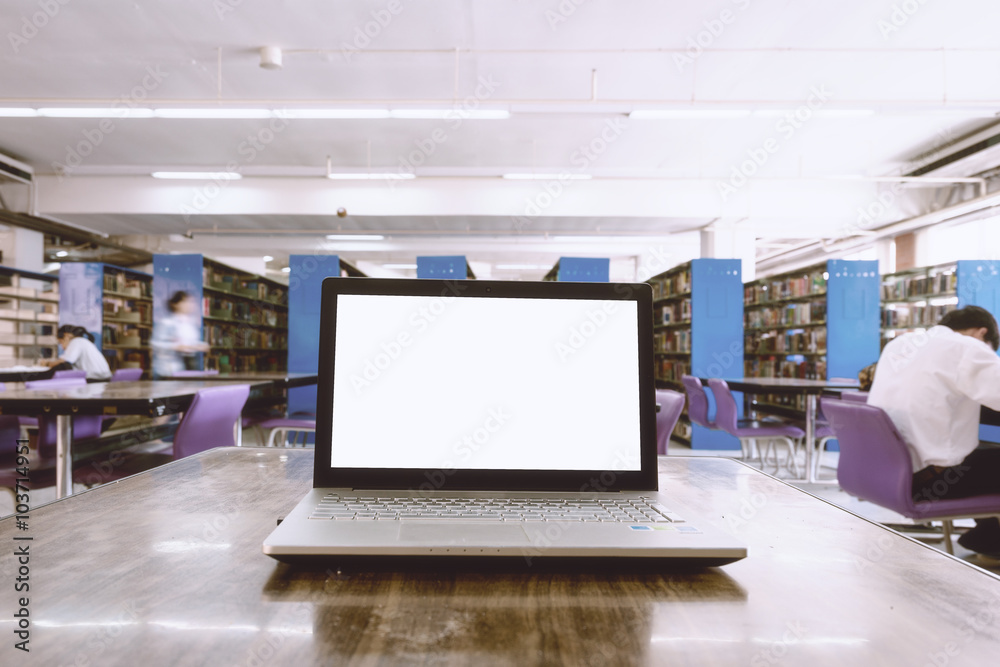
[262,255,273,262]
[502,173,592,180]
[383,263,418,270]
[630,110,752,119]
[326,234,385,241]
[281,267,291,273]
[38,107,155,118]
[55,250,69,257]
[389,109,510,120]
[0,108,38,117]
[326,173,416,180]
[274,109,390,119]
[814,109,877,118]
[496,264,550,270]
[929,297,959,307]
[153,108,272,119]
[151,171,243,180]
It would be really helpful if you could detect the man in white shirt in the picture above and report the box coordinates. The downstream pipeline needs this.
[41,325,113,380]
[868,305,1000,557]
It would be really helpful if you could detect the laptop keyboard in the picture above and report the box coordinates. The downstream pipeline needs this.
[308,495,685,523]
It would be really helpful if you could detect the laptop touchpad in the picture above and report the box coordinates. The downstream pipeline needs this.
[398,523,530,546]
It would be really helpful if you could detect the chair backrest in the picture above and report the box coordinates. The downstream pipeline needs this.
[0,382,18,455]
[24,378,103,456]
[820,398,916,516]
[680,375,714,428]
[839,391,869,403]
[110,368,144,382]
[173,384,250,459]
[654,389,686,455]
[706,378,740,434]
[53,369,87,380]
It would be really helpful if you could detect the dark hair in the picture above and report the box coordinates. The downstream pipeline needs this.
[57,324,95,343]
[168,290,191,313]
[940,305,1000,351]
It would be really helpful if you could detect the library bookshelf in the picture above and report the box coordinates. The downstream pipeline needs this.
[59,263,152,373]
[0,265,59,366]
[153,255,287,373]
[744,259,880,414]
[648,259,743,449]
[881,260,1000,347]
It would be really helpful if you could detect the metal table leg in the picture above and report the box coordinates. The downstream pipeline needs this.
[56,415,73,499]
[805,394,816,484]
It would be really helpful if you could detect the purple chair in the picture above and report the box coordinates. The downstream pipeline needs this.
[680,375,716,429]
[53,369,87,380]
[654,389,686,455]
[820,397,1000,554]
[110,368,144,382]
[172,384,250,458]
[708,378,805,475]
[840,391,869,403]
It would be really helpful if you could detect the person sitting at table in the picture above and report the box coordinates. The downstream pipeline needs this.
[868,305,1000,558]
[152,290,210,379]
[40,324,112,381]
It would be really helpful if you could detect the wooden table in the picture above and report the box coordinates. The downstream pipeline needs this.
[0,380,267,499]
[162,371,318,389]
[0,365,54,383]
[3,448,1000,666]
[698,376,861,483]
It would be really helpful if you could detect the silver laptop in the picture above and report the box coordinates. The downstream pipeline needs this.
[263,277,746,566]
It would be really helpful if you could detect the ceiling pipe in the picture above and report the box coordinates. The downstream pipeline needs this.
[756,188,1000,271]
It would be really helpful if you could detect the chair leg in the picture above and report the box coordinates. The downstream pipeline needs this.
[266,428,280,448]
[942,520,955,555]
[782,437,801,478]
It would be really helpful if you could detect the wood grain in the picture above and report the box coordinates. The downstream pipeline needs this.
[2,449,1000,666]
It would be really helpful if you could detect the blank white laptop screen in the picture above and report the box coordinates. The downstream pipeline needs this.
[330,294,641,472]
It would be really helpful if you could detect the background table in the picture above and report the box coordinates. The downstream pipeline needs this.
[161,371,318,389]
[0,366,54,383]
[698,376,861,483]
[0,380,268,498]
[3,448,1000,666]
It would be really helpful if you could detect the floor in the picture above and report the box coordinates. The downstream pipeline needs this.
[669,439,1000,576]
[4,436,999,575]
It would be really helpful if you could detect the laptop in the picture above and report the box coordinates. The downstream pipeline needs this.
[263,277,746,566]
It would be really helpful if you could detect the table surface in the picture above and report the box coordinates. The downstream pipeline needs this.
[3,448,1000,666]
[0,379,269,416]
[0,365,54,383]
[161,371,318,387]
[703,376,862,394]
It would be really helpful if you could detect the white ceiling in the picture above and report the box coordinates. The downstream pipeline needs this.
[2,0,999,279]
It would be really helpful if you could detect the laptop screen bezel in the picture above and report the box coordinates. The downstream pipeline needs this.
[313,277,658,492]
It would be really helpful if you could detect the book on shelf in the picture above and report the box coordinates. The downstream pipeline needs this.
[746,328,826,355]
[650,269,691,300]
[657,300,691,325]
[744,270,826,305]
[745,302,827,328]
[881,271,956,301]
[654,329,691,354]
